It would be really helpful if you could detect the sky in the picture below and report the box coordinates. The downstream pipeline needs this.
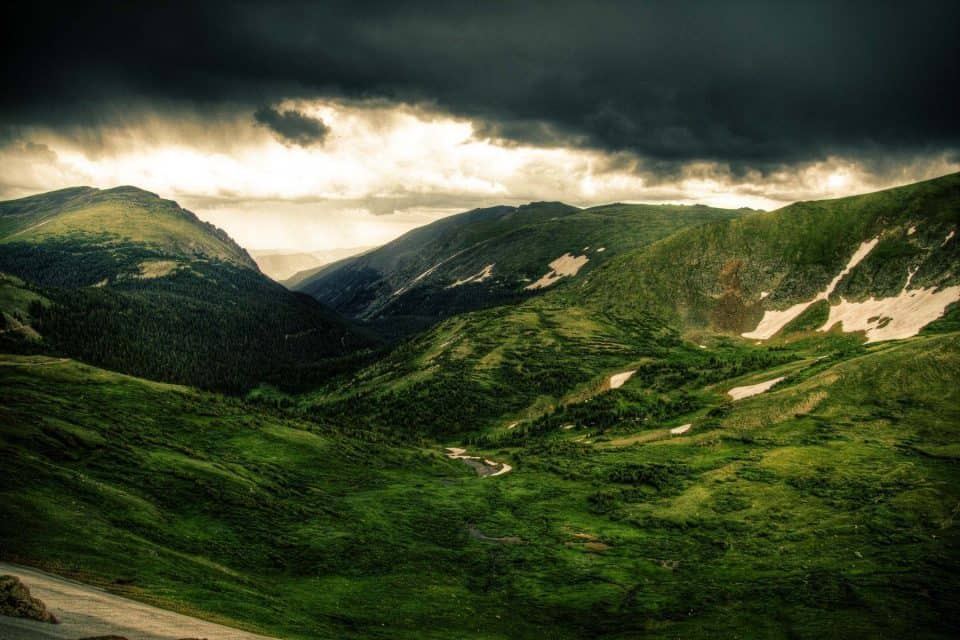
[2,1,958,251]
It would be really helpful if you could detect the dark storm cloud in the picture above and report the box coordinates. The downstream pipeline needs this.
[253,106,329,146]
[2,1,958,170]
[20,141,58,163]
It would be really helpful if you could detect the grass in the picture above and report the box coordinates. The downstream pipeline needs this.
[0,185,254,268]
[2,329,958,638]
[297,200,747,337]
[0,188,377,392]
[0,175,958,638]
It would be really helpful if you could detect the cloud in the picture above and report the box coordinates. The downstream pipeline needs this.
[253,106,330,146]
[1,2,957,254]
[2,99,956,214]
[19,141,58,163]
[1,1,957,171]
[0,97,956,252]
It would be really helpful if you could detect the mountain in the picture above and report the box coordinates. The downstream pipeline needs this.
[0,186,257,271]
[580,172,960,336]
[281,246,380,289]
[292,201,748,337]
[251,246,375,281]
[1,175,958,639]
[301,173,960,437]
[250,250,327,281]
[0,186,375,391]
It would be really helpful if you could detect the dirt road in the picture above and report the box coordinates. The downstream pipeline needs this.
[0,562,276,640]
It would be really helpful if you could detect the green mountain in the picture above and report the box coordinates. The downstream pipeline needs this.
[0,185,256,271]
[580,172,960,335]
[292,201,747,337]
[1,175,958,639]
[0,186,375,392]
[298,174,960,439]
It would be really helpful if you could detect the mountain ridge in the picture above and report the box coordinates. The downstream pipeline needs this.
[0,186,375,391]
[297,172,960,438]
[0,185,258,271]
[294,199,748,337]
[576,171,960,334]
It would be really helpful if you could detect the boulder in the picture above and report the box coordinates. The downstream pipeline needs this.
[0,574,58,623]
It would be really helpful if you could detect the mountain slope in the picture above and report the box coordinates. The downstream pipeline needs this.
[293,201,747,336]
[0,186,375,391]
[2,175,959,639]
[300,173,960,438]
[0,186,256,272]
[282,246,380,290]
[579,171,960,337]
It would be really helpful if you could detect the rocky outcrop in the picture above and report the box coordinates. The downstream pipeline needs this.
[0,574,58,623]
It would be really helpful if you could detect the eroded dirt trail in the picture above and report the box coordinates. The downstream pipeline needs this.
[0,562,275,640]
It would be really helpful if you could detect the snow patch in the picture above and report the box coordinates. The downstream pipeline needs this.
[759,291,770,299]
[944,230,956,247]
[525,253,590,290]
[670,423,692,435]
[447,263,495,289]
[394,263,442,295]
[728,376,786,401]
[411,264,440,284]
[393,246,474,296]
[820,282,960,342]
[608,370,636,389]
[596,247,606,252]
[742,237,880,340]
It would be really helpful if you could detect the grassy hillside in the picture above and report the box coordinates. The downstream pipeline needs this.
[1,175,958,638]
[294,201,747,337]
[0,187,375,392]
[0,186,256,269]
[2,332,958,638]
[297,174,960,439]
[579,172,960,331]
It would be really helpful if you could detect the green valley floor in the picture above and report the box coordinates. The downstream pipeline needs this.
[2,329,959,638]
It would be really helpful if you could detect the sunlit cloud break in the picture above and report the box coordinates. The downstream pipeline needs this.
[1,99,956,251]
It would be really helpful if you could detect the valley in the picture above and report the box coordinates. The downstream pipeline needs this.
[1,174,959,639]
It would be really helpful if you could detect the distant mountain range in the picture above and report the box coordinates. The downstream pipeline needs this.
[250,246,375,281]
[291,200,750,337]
